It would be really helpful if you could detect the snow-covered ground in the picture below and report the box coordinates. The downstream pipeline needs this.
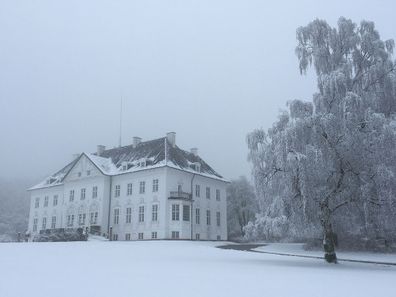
[0,240,395,297]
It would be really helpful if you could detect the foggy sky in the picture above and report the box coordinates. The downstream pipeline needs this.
[1,0,395,182]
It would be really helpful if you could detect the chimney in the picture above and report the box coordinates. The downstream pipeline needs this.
[190,148,198,156]
[97,145,106,156]
[166,132,176,147]
[133,137,142,148]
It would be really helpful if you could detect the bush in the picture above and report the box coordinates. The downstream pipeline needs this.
[33,228,87,242]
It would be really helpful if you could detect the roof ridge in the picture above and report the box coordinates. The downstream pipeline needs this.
[97,136,166,155]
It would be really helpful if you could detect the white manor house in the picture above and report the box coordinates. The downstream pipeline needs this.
[27,132,228,241]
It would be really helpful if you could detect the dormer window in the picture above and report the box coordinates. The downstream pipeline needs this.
[121,161,128,171]
[46,177,56,184]
[190,162,201,172]
[138,159,147,167]
[121,161,134,171]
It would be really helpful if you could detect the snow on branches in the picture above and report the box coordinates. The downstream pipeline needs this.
[248,17,396,259]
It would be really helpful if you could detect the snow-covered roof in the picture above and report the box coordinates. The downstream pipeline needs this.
[29,137,226,190]
[85,153,118,175]
[28,158,80,190]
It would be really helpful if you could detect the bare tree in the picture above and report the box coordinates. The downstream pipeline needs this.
[227,176,257,240]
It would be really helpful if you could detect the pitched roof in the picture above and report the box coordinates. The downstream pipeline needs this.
[28,157,79,190]
[29,137,225,190]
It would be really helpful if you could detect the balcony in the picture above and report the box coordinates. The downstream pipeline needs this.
[168,191,192,201]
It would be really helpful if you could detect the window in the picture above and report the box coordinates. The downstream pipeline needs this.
[87,170,91,176]
[42,217,47,230]
[51,216,56,229]
[78,172,82,177]
[178,184,182,192]
[217,235,221,241]
[195,233,200,240]
[53,195,58,206]
[34,198,40,208]
[138,232,144,240]
[216,212,221,226]
[69,190,74,202]
[126,207,132,223]
[127,183,133,196]
[67,215,75,227]
[90,212,98,225]
[216,189,220,201]
[81,188,86,200]
[206,187,211,199]
[171,231,179,239]
[172,204,180,221]
[139,181,145,194]
[44,196,49,207]
[191,162,201,172]
[183,205,190,221]
[92,186,98,198]
[206,210,211,225]
[33,218,38,232]
[152,179,159,192]
[195,185,200,197]
[114,209,120,224]
[115,185,120,197]
[138,206,144,222]
[113,234,118,241]
[195,208,200,224]
[125,233,131,241]
[152,204,158,222]
[79,213,86,226]
[152,232,157,239]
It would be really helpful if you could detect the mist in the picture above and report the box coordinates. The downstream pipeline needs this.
[1,0,395,181]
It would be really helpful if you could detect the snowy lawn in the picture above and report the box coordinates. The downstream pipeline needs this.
[0,241,395,297]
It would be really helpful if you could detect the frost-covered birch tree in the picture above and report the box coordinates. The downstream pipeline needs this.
[247,17,396,263]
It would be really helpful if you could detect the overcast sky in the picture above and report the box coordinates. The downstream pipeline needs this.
[0,0,395,182]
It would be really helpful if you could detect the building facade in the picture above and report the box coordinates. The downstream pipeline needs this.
[27,132,228,241]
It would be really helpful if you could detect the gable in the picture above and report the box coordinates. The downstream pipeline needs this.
[62,154,104,182]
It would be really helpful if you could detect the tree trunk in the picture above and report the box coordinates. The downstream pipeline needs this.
[238,214,245,236]
[320,201,337,263]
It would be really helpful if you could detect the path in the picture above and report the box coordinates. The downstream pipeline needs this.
[217,243,396,267]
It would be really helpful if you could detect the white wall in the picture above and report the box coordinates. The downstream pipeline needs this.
[62,154,110,234]
[165,167,228,240]
[109,167,167,240]
[28,185,64,234]
[28,154,111,237]
[106,166,228,241]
